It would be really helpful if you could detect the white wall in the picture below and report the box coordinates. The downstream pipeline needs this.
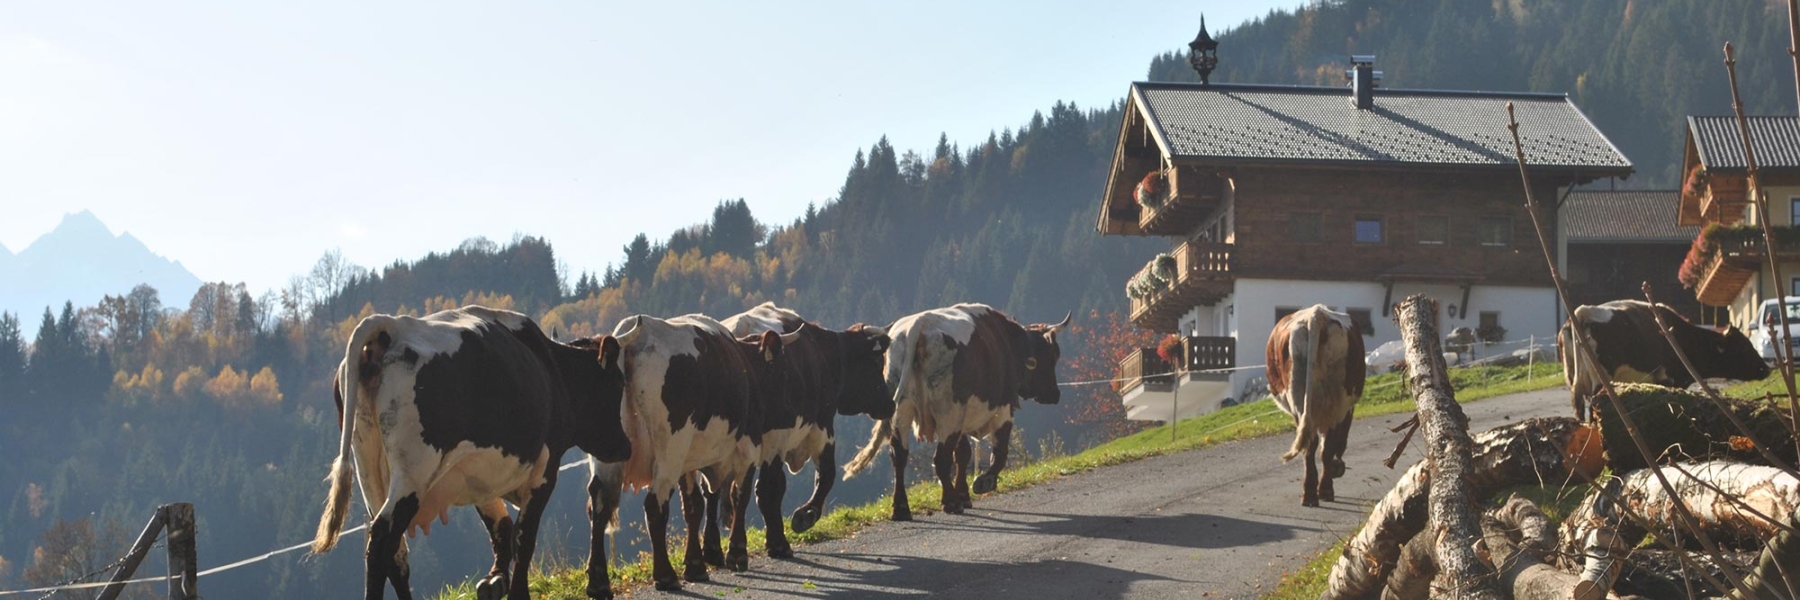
[1219,279,1558,402]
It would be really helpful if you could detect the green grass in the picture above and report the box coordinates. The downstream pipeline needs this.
[434,362,1564,600]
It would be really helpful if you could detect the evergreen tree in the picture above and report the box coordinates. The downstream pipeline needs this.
[0,312,24,404]
[706,199,759,259]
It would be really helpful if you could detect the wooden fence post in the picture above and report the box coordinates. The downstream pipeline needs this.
[164,502,197,600]
[96,508,169,600]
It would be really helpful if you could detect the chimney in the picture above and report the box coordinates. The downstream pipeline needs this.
[1347,55,1381,110]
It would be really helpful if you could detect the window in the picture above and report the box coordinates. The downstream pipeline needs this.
[1479,217,1513,247]
[1478,311,1505,343]
[1354,215,1384,243]
[1417,216,1448,245]
[1792,277,1800,296]
[1289,213,1321,242]
[1347,308,1375,337]
[1792,198,1800,226]
[1275,307,1299,323]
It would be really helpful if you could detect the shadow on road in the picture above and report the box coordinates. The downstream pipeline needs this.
[896,507,1307,550]
[719,553,1178,599]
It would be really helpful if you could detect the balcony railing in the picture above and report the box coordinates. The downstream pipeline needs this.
[1128,241,1235,333]
[1114,348,1174,394]
[1114,336,1237,394]
[1137,170,1226,236]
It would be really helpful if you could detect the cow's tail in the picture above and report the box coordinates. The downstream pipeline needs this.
[1281,312,1325,463]
[313,315,395,554]
[843,418,891,479]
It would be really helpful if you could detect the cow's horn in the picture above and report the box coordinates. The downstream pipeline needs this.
[1048,312,1072,332]
[779,323,805,347]
[615,315,645,344]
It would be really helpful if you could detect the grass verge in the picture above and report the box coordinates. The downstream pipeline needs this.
[437,362,1564,600]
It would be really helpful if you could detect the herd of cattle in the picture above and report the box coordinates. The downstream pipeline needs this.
[304,297,1774,600]
[307,302,1069,600]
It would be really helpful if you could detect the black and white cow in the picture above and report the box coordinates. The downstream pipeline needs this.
[584,314,798,597]
[311,306,631,600]
[694,303,892,561]
[842,303,1068,520]
[1560,300,1770,419]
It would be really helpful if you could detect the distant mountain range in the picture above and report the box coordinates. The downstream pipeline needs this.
[2,211,202,338]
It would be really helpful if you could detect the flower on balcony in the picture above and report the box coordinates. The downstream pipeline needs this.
[1678,224,1800,288]
[1134,170,1171,209]
[1476,323,1506,345]
[1156,334,1183,364]
[1124,253,1179,299]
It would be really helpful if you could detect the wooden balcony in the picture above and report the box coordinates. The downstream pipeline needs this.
[1129,242,1235,333]
[1114,336,1237,395]
[1113,348,1174,395]
[1138,169,1228,236]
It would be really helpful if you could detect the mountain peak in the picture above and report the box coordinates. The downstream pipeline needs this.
[44,210,116,242]
[5,210,202,338]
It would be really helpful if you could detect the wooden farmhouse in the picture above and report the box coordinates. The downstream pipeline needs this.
[1100,28,1632,421]
[1560,191,1703,322]
[1677,116,1800,333]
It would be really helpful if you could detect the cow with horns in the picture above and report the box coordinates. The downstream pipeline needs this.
[842,304,1069,520]
[1265,304,1365,508]
[584,314,799,597]
[311,306,632,600]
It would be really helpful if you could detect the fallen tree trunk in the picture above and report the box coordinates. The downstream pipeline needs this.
[1597,383,1797,473]
[1321,417,1604,600]
[1393,295,1506,600]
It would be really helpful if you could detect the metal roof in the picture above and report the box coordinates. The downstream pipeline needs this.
[1688,116,1800,172]
[1131,82,1632,173]
[1561,190,1697,243]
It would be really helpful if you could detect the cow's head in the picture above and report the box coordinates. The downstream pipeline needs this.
[571,335,632,463]
[837,323,894,418]
[1715,326,1772,382]
[1019,312,1072,405]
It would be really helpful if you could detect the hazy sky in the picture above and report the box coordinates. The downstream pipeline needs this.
[2,1,1303,294]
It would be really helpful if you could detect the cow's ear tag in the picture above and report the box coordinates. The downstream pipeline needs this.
[1025,357,1039,370]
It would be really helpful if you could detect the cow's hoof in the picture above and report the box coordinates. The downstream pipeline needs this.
[703,547,725,568]
[767,543,794,559]
[972,474,998,495]
[655,576,683,591]
[790,506,821,533]
[891,507,913,522]
[943,500,965,515]
[585,583,615,600]
[1301,497,1320,508]
[1326,461,1347,479]
[475,573,508,600]
[725,551,749,572]
[682,565,710,584]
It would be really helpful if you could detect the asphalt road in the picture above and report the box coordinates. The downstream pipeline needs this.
[641,387,1571,600]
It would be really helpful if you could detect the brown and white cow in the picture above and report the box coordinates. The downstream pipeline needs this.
[707,303,892,560]
[311,306,632,600]
[1559,300,1769,419]
[842,303,1068,520]
[584,314,798,597]
[1266,304,1365,508]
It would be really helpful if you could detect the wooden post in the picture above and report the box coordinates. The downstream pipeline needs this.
[96,508,169,600]
[164,502,197,600]
[1393,295,1505,600]
[1169,371,1180,442]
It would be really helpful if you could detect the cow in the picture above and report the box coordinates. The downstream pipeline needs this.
[1266,304,1365,508]
[584,314,798,598]
[841,303,1069,520]
[702,303,892,561]
[311,306,632,600]
[1559,300,1769,419]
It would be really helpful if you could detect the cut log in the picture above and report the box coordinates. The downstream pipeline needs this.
[1733,511,1800,600]
[1558,477,1628,600]
[1392,295,1505,600]
[1597,383,1796,473]
[1322,417,1604,600]
[1483,496,1588,600]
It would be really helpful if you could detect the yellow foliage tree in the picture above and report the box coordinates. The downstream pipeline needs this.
[248,366,283,407]
[172,366,206,398]
[204,365,250,409]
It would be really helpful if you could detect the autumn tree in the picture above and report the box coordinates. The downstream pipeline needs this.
[21,516,139,600]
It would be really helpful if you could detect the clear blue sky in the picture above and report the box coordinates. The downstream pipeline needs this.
[1,1,1303,294]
